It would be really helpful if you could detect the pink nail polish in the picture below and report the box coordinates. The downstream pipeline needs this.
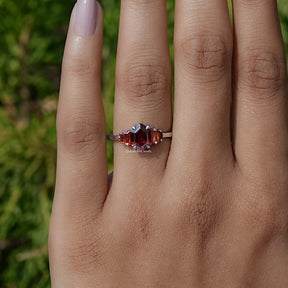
[75,0,97,37]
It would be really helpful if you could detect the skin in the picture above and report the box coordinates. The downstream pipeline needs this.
[49,0,288,287]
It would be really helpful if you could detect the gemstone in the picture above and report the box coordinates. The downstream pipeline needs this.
[131,123,152,151]
[119,124,162,151]
[151,129,163,144]
[120,131,132,145]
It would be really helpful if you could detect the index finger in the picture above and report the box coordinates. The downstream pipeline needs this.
[54,0,107,218]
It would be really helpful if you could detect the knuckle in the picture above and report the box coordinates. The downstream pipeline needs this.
[173,174,218,238]
[57,117,105,155]
[62,55,98,79]
[237,0,272,9]
[117,62,170,112]
[127,0,162,9]
[240,181,284,237]
[50,217,105,275]
[67,224,105,274]
[125,198,155,243]
[254,194,279,225]
[176,33,230,81]
[109,199,155,246]
[239,50,287,100]
[129,209,154,243]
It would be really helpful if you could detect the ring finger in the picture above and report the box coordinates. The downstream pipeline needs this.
[112,0,172,188]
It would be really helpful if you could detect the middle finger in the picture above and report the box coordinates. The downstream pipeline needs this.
[171,0,233,170]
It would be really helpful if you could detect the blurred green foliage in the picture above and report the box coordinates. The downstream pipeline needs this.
[0,0,287,287]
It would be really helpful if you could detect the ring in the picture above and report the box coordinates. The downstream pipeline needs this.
[107,123,172,152]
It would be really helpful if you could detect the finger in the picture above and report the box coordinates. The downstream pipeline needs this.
[54,0,107,218]
[232,0,288,169]
[113,0,172,181]
[171,0,234,170]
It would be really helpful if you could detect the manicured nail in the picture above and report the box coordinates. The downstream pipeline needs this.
[75,0,97,37]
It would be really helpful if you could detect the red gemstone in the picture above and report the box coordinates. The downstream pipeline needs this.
[120,131,132,145]
[119,124,162,151]
[131,123,152,151]
[151,129,163,144]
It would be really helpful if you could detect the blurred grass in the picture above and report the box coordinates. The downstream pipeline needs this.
[0,0,287,287]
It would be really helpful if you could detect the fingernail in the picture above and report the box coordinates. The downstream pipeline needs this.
[75,0,97,37]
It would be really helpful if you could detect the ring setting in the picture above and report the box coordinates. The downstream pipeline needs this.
[107,123,172,152]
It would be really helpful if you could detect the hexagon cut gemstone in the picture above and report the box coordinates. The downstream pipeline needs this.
[119,123,163,151]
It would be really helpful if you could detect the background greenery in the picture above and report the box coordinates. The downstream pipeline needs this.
[0,0,287,287]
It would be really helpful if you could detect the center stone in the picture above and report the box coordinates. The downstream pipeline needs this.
[131,123,152,151]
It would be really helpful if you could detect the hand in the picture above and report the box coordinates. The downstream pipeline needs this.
[49,0,288,287]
